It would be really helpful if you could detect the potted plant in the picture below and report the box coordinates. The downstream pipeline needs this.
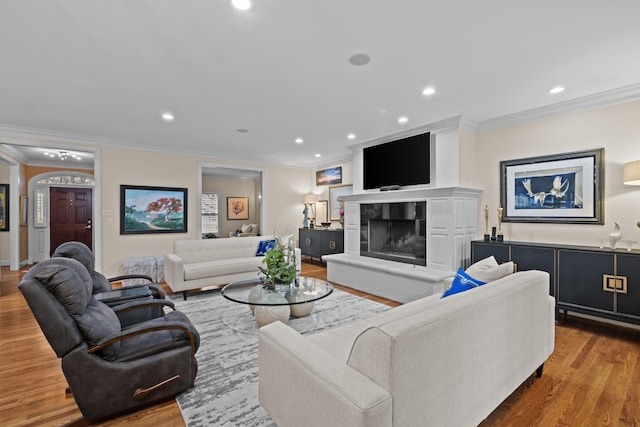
[258,237,297,290]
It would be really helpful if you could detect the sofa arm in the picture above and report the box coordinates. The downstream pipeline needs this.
[258,321,392,427]
[163,253,185,290]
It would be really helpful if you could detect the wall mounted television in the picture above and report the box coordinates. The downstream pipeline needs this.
[363,131,431,190]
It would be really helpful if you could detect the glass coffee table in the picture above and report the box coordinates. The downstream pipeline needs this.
[221,277,333,327]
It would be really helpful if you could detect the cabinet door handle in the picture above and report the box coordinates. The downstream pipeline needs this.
[305,238,312,246]
[603,274,627,294]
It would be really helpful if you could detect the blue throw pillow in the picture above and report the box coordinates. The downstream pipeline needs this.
[256,239,276,256]
[441,268,486,298]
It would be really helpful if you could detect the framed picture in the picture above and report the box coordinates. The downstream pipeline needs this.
[0,184,8,231]
[316,166,342,186]
[120,185,188,234]
[20,195,28,225]
[500,148,604,224]
[329,184,353,220]
[315,200,328,224]
[227,196,249,220]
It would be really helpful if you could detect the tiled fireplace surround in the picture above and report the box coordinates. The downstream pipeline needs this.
[325,187,481,303]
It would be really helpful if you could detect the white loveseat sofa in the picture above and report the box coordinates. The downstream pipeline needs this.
[258,270,555,427]
[165,236,301,299]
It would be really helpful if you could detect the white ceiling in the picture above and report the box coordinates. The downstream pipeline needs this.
[1,1,640,169]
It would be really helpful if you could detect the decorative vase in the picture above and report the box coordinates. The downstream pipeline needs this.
[274,281,292,296]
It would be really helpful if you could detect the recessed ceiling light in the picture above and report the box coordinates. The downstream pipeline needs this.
[295,138,304,144]
[231,0,251,10]
[422,87,436,96]
[314,153,321,158]
[161,112,174,122]
[549,86,565,94]
[348,53,371,66]
[347,133,356,140]
[236,128,249,133]
[398,116,409,124]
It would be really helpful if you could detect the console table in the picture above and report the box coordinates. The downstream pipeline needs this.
[299,228,344,264]
[471,240,640,325]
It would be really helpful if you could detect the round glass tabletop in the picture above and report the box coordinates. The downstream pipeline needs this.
[221,276,333,306]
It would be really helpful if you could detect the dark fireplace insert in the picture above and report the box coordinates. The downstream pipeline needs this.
[360,201,426,266]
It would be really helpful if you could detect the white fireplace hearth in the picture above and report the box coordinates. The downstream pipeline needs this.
[324,186,482,303]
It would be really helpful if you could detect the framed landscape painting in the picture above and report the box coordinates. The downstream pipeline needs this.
[316,166,342,186]
[500,148,604,224]
[120,185,188,234]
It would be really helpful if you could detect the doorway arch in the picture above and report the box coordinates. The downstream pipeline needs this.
[28,171,95,263]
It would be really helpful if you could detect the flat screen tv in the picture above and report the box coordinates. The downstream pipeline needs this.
[363,132,431,190]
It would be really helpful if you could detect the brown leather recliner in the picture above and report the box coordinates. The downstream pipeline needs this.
[52,241,165,297]
[19,257,200,423]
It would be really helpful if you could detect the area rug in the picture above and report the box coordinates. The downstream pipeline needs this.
[171,289,389,427]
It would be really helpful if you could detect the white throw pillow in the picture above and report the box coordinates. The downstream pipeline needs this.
[241,224,253,233]
[466,255,498,273]
[465,256,514,283]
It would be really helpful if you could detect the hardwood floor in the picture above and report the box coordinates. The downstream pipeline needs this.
[2,261,639,426]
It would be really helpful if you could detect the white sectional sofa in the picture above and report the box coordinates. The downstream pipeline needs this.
[164,235,301,299]
[258,270,555,427]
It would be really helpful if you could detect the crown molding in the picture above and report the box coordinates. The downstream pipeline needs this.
[459,116,478,132]
[0,144,28,163]
[477,83,640,133]
[310,154,354,170]
[0,124,109,148]
[0,123,321,170]
[347,115,465,152]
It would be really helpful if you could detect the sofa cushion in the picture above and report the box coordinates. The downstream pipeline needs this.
[184,257,264,281]
[441,268,486,298]
[466,256,514,283]
[256,239,276,256]
[309,291,446,362]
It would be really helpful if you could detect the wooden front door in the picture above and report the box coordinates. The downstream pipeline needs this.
[49,187,93,255]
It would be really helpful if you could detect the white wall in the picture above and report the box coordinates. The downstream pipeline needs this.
[261,164,310,238]
[100,146,311,276]
[474,98,640,247]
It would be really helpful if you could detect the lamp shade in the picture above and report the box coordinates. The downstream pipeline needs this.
[624,160,640,185]
[303,194,319,204]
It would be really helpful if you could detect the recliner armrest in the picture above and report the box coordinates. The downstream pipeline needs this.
[111,299,175,314]
[88,319,197,360]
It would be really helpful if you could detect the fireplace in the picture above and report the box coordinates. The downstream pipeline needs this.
[360,201,426,266]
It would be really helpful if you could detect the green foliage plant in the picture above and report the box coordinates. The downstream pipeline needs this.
[258,237,297,288]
